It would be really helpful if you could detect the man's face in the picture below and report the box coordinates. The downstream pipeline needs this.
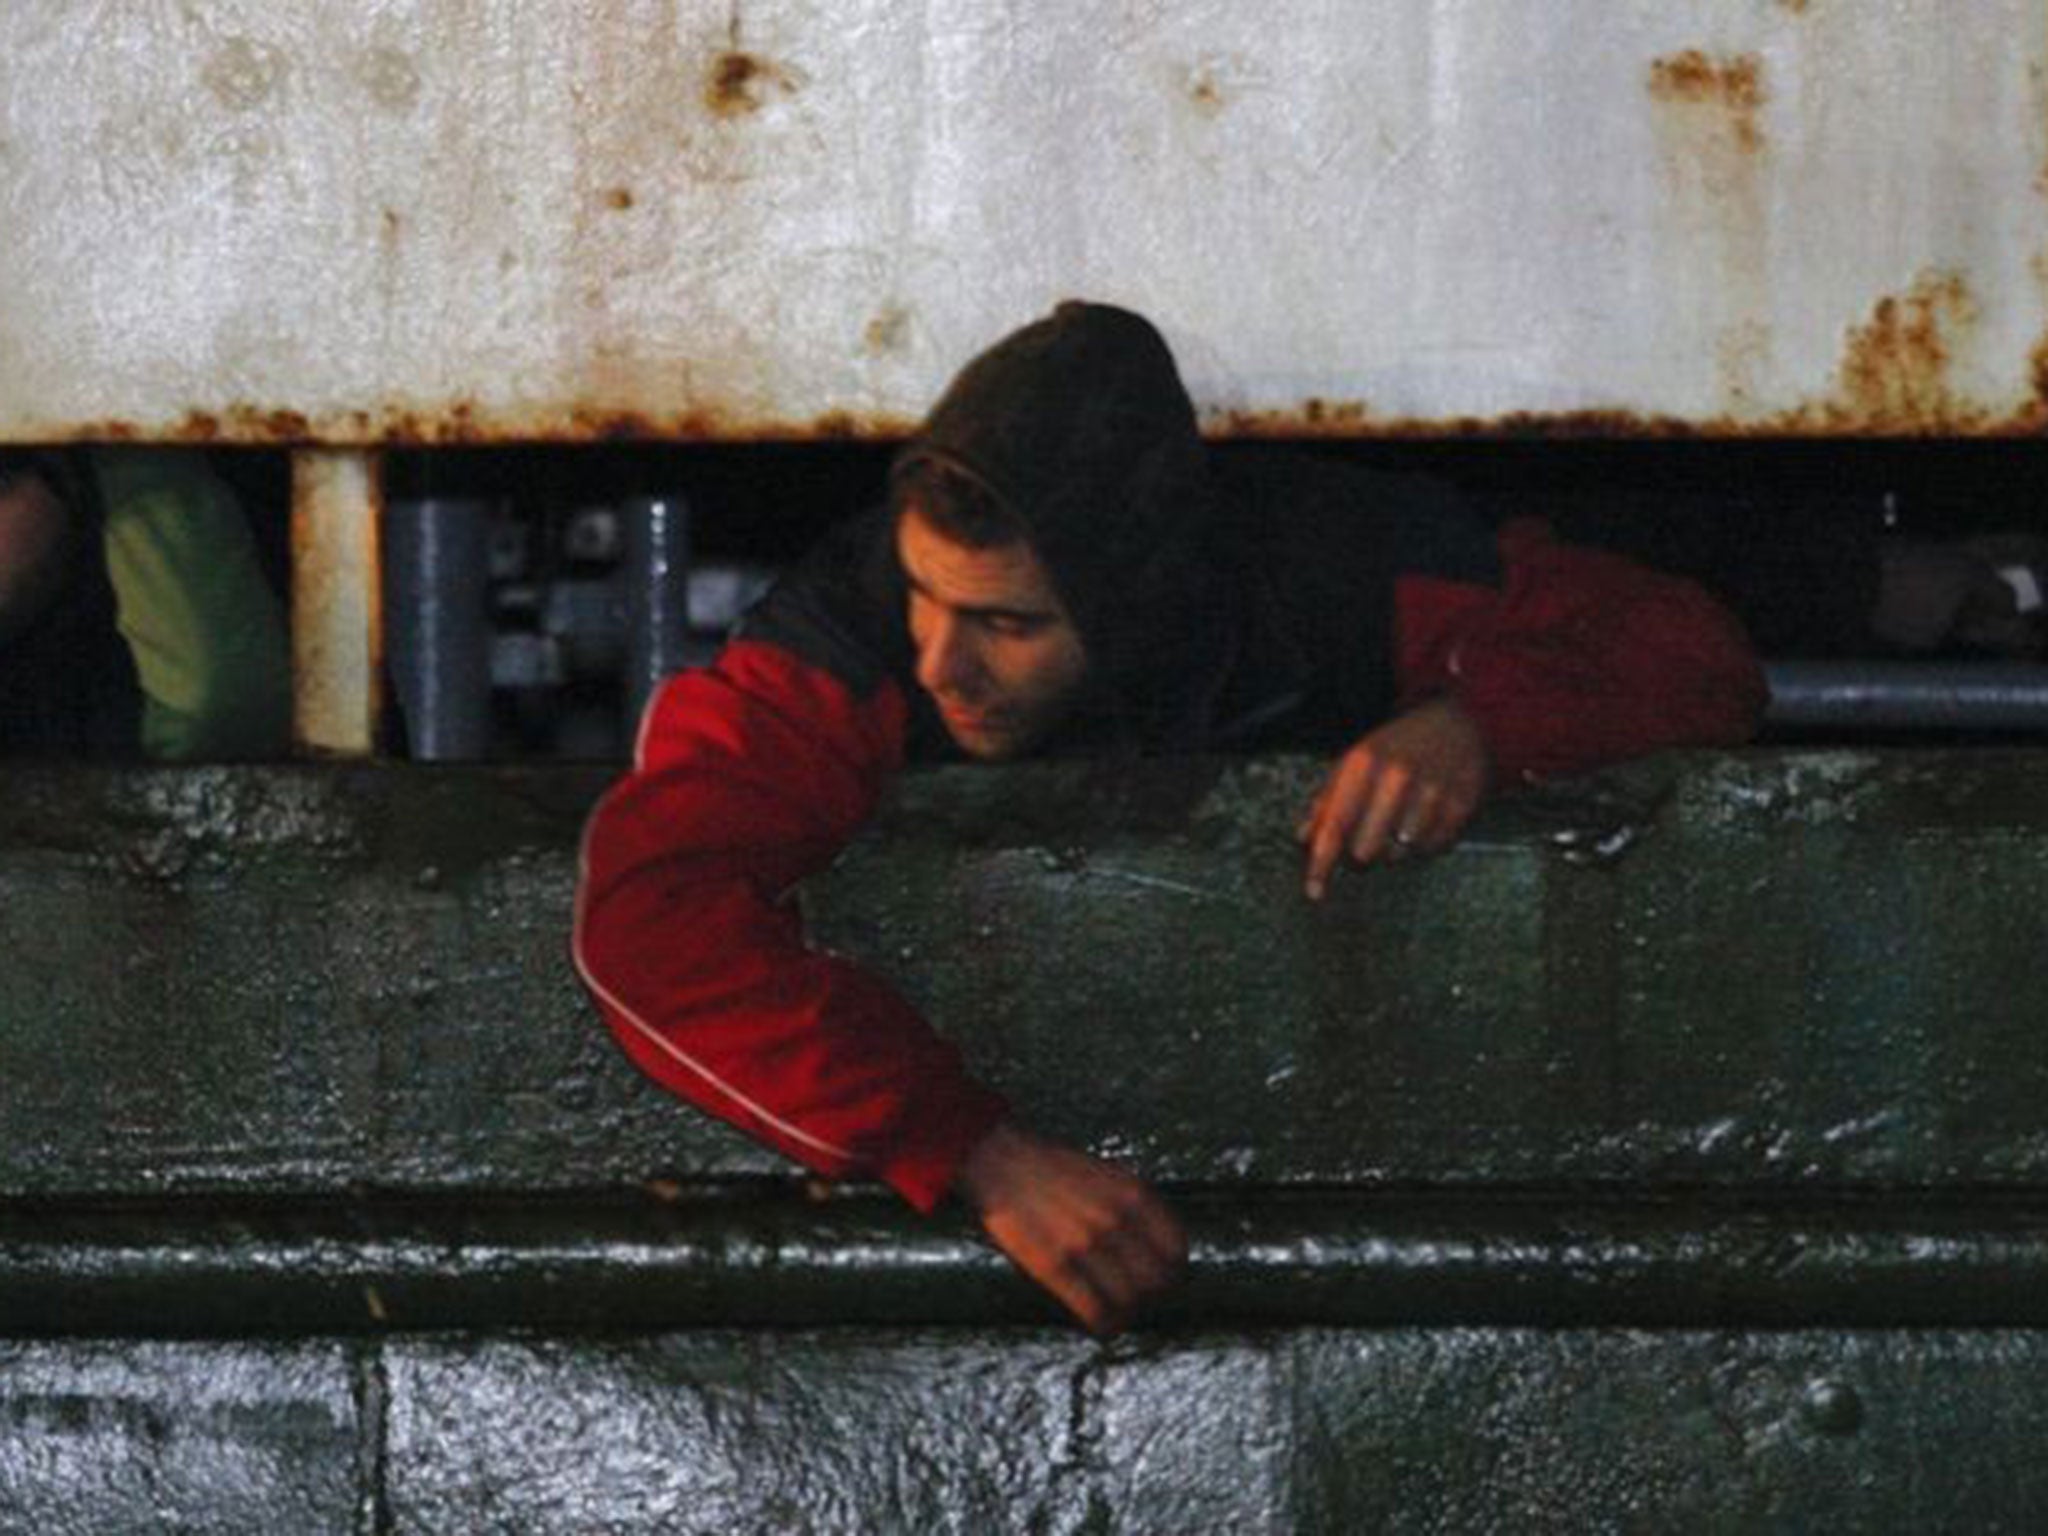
[897,509,1089,759]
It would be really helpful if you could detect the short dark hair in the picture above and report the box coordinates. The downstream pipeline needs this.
[890,454,1028,550]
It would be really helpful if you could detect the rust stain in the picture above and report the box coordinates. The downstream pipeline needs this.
[863,305,911,354]
[1296,397,1370,430]
[538,405,918,443]
[1212,405,1706,440]
[258,407,313,438]
[1832,269,1979,429]
[26,390,2048,446]
[1775,0,1811,13]
[169,406,313,442]
[567,406,666,441]
[23,290,2048,454]
[1211,367,2048,439]
[2027,249,2048,424]
[808,411,863,439]
[359,46,421,114]
[202,37,287,113]
[1649,49,1767,153]
[2033,61,2048,196]
[706,51,800,118]
[1712,320,1776,418]
[602,187,635,211]
[1184,65,1227,118]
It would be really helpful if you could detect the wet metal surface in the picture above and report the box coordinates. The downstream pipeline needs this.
[4,752,2048,1196]
[6,751,2048,1529]
[8,1191,2048,1337]
[0,1323,2043,1532]
[378,1330,2048,1532]
[2,2,2046,441]
[0,1342,360,1535]
[812,749,2048,1188]
[4,1329,2046,1532]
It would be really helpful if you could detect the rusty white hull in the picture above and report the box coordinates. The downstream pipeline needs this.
[1,0,2043,441]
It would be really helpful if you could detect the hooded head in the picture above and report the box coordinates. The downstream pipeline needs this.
[888,302,1219,754]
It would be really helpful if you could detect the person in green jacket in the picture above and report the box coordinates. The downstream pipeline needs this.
[93,449,291,761]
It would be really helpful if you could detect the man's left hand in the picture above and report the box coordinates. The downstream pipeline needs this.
[1298,696,1490,900]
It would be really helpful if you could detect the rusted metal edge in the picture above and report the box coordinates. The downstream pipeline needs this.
[0,406,920,448]
[9,402,2047,446]
[6,1189,2048,1336]
[12,283,2048,443]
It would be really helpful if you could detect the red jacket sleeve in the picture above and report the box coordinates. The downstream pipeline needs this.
[572,638,1010,1213]
[1395,517,1768,782]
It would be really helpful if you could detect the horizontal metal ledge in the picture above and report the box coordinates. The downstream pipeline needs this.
[6,1188,2048,1336]
[1765,661,2048,731]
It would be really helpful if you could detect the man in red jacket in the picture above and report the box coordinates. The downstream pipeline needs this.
[575,302,1766,1334]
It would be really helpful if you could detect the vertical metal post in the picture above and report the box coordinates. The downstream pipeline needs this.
[620,494,691,736]
[290,449,384,756]
[383,498,493,760]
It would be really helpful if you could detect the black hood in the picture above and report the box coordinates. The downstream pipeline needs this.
[890,301,1224,741]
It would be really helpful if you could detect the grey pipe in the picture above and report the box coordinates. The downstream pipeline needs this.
[621,494,692,735]
[1766,661,2048,732]
[383,497,493,760]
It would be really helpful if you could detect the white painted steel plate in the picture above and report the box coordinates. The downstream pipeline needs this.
[1,0,2043,440]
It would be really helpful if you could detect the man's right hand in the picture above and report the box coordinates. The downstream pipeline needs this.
[953,1121,1187,1335]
